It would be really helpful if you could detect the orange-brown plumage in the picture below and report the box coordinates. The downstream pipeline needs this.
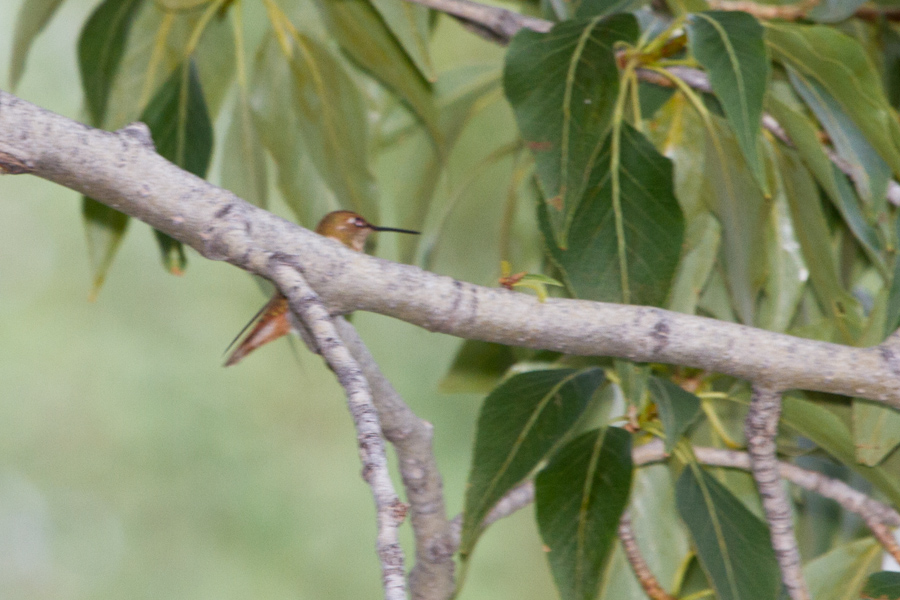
[224,211,417,366]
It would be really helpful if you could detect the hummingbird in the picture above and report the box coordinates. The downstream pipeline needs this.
[224,210,419,366]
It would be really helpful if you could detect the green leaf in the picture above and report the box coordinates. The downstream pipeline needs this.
[765,22,900,182]
[574,0,642,19]
[540,122,685,306]
[286,32,379,220]
[702,116,767,325]
[781,393,900,507]
[853,399,900,466]
[9,0,68,89]
[806,0,867,23]
[221,90,268,209]
[597,464,690,600]
[314,0,439,142]
[369,0,435,81]
[788,68,890,212]
[667,212,721,315]
[141,61,213,273]
[776,146,863,335]
[461,368,605,557]
[805,537,881,600]
[765,87,883,270]
[82,198,130,299]
[687,11,768,192]
[648,377,700,452]
[536,427,633,600]
[675,465,782,600]
[439,339,517,394]
[885,216,900,335]
[77,0,145,125]
[862,571,900,599]
[250,36,338,228]
[505,14,639,246]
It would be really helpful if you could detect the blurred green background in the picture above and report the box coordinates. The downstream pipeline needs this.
[0,0,555,597]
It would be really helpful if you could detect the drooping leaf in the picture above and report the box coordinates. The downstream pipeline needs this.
[638,82,675,120]
[648,377,700,452]
[597,464,690,600]
[788,68,890,213]
[314,0,439,142]
[536,427,633,600]
[702,116,767,325]
[141,61,214,274]
[439,339,517,394]
[675,465,782,600]
[781,393,900,507]
[885,215,900,335]
[777,146,863,337]
[765,22,900,182]
[9,0,68,89]
[853,399,900,466]
[806,0,868,23]
[862,571,900,599]
[221,89,268,209]
[687,11,768,191]
[369,0,435,81]
[805,537,881,600]
[668,213,721,315]
[77,0,144,125]
[82,198,130,299]
[540,122,685,306]
[765,87,883,270]
[286,32,379,221]
[250,36,337,228]
[505,14,639,246]
[461,368,605,557]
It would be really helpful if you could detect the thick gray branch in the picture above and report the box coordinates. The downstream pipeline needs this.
[745,386,808,600]
[2,90,900,406]
[268,264,407,600]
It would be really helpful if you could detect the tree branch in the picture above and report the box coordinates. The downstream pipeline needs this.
[2,90,900,407]
[268,263,407,600]
[617,513,677,600]
[745,386,809,600]
[334,318,455,600]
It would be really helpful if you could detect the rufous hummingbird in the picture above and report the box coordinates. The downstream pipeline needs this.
[224,210,419,366]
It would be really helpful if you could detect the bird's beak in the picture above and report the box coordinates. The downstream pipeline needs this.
[369,225,420,235]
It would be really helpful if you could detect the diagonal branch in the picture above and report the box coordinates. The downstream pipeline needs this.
[334,318,455,600]
[267,263,407,600]
[617,513,677,600]
[745,386,809,600]
[3,90,900,406]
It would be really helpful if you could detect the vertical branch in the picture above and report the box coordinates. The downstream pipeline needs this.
[335,318,456,600]
[746,385,809,600]
[269,263,407,600]
[617,513,676,600]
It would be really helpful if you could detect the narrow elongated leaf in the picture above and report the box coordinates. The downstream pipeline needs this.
[788,68,890,211]
[505,14,639,246]
[781,393,900,507]
[667,213,721,315]
[536,427,632,600]
[648,377,700,452]
[853,399,900,466]
[369,0,434,81]
[439,339,516,394]
[687,11,768,191]
[461,368,605,556]
[540,122,685,306]
[221,91,268,209]
[82,198,129,298]
[805,537,881,600]
[141,61,213,273]
[78,0,144,125]
[287,33,379,220]
[765,22,900,181]
[777,147,863,334]
[676,465,781,600]
[765,88,883,269]
[10,0,67,88]
[314,0,438,142]
[862,571,900,599]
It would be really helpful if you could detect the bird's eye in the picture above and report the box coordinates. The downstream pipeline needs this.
[353,218,367,228]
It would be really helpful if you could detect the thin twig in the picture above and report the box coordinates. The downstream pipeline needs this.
[334,318,455,600]
[706,0,820,20]
[745,386,809,600]
[268,263,408,600]
[617,513,677,600]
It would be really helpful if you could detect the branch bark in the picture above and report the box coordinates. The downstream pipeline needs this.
[2,90,900,407]
[268,264,408,600]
